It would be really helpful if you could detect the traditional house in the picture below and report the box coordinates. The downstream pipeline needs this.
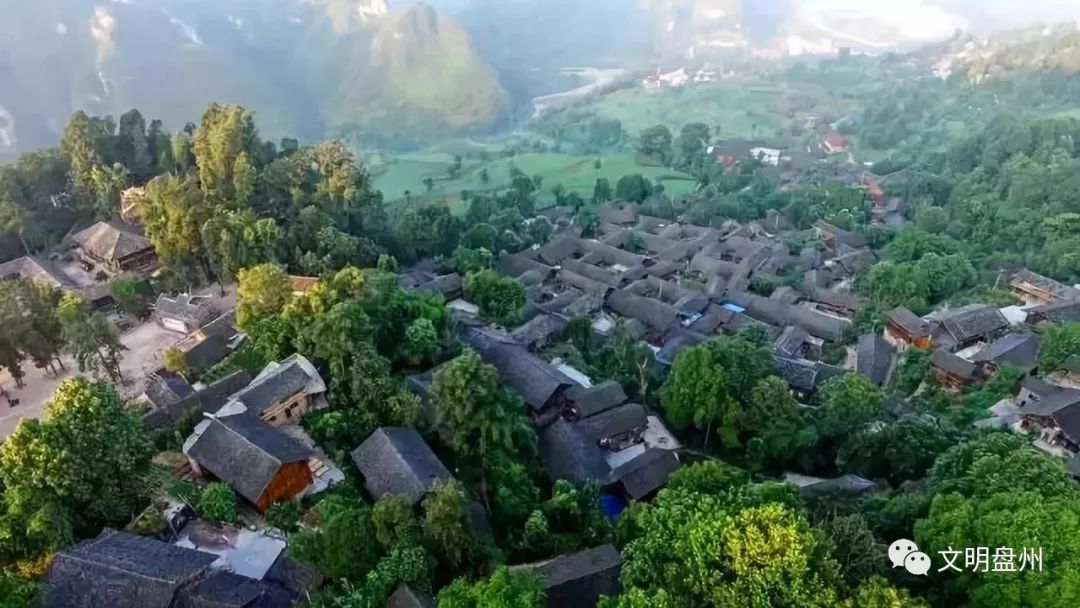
[155,293,216,334]
[184,415,314,512]
[518,544,623,608]
[928,304,1010,352]
[215,354,328,425]
[71,221,157,274]
[415,273,463,301]
[883,307,932,350]
[460,325,580,418]
[1017,377,1080,453]
[539,404,680,499]
[351,427,452,506]
[564,380,628,420]
[42,529,294,608]
[973,333,1040,374]
[856,333,894,387]
[0,255,79,290]
[142,370,253,431]
[1010,269,1080,305]
[139,370,194,412]
[1026,299,1080,325]
[929,349,981,392]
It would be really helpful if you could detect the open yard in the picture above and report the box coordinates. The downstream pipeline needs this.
[0,285,237,439]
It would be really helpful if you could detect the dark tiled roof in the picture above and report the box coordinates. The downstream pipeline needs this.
[726,291,848,342]
[1019,376,1080,416]
[612,448,680,499]
[539,420,613,484]
[576,403,648,441]
[656,329,707,366]
[776,357,819,391]
[43,529,216,608]
[183,334,233,373]
[385,584,436,608]
[156,293,214,325]
[562,258,622,288]
[974,333,1040,370]
[186,416,312,504]
[72,221,153,261]
[856,334,894,386]
[1011,268,1080,301]
[0,255,79,290]
[495,253,553,280]
[351,427,451,506]
[460,326,578,411]
[232,362,312,416]
[1054,403,1080,447]
[605,289,679,333]
[159,371,253,427]
[522,544,623,608]
[183,571,294,608]
[937,304,1009,344]
[415,273,462,299]
[537,235,584,266]
[930,349,976,380]
[565,380,628,419]
[143,370,194,410]
[1028,299,1080,324]
[775,325,810,359]
[512,314,567,350]
[539,404,649,485]
[885,307,930,336]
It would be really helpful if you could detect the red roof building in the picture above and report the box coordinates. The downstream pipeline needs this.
[822,131,849,155]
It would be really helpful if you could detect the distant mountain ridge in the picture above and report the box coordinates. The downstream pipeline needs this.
[0,0,508,159]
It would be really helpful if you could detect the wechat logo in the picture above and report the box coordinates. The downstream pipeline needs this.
[889,539,931,576]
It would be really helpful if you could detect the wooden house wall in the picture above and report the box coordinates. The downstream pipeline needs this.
[255,461,313,512]
[260,393,310,426]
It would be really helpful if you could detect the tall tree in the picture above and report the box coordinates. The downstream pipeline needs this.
[463,270,525,326]
[0,377,153,529]
[142,174,212,277]
[660,345,737,449]
[56,294,125,381]
[236,264,292,331]
[817,374,885,438]
[438,567,546,608]
[118,109,152,178]
[614,488,841,608]
[201,209,282,284]
[193,103,258,204]
[60,111,101,194]
[638,125,674,166]
[431,350,533,508]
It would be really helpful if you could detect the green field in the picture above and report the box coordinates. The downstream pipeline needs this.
[589,84,787,140]
[371,151,697,213]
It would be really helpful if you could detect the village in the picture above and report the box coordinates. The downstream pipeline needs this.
[2,120,1080,606]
